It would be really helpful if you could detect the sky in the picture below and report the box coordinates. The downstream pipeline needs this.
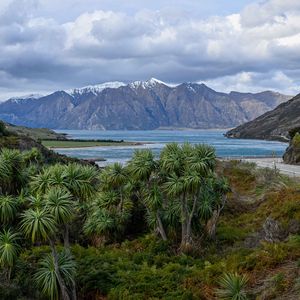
[0,0,300,100]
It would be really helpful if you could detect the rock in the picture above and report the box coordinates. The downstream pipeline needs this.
[262,217,283,243]
[283,144,300,164]
[288,219,300,234]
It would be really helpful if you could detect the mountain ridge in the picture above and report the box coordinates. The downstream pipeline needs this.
[225,93,300,142]
[0,78,292,130]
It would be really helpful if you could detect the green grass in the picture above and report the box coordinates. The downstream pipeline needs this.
[42,140,141,148]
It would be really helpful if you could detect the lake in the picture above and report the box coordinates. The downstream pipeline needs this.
[54,130,288,166]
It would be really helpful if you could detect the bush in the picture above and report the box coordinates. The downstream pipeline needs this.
[216,272,248,300]
[0,121,8,136]
[293,132,300,147]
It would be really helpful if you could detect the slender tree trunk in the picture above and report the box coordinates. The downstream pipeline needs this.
[186,195,197,243]
[63,225,70,249]
[7,267,12,281]
[118,188,124,213]
[205,209,220,239]
[180,192,190,251]
[49,239,70,300]
[156,211,167,241]
[63,225,77,300]
[206,196,226,239]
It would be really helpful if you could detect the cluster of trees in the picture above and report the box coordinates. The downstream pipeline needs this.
[0,143,230,299]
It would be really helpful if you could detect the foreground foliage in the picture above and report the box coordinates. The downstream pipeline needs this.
[0,141,300,299]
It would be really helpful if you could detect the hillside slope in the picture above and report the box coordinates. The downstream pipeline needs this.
[225,93,300,142]
[0,79,290,130]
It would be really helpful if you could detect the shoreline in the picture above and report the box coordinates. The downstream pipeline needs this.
[43,140,147,149]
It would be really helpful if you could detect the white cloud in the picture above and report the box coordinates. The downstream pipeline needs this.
[0,0,300,98]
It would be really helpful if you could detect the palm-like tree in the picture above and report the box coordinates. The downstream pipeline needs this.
[128,150,168,240]
[205,177,231,239]
[45,188,73,226]
[0,195,18,224]
[20,208,57,242]
[0,229,20,279]
[144,183,167,240]
[128,149,157,181]
[63,164,98,201]
[83,208,114,242]
[45,187,78,300]
[30,168,53,195]
[34,252,76,300]
[0,148,26,195]
[161,143,216,251]
[100,163,128,191]
[20,207,71,300]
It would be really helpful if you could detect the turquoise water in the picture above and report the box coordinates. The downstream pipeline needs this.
[54,130,287,165]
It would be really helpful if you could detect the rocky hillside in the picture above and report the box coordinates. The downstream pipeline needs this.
[225,93,300,142]
[0,79,290,130]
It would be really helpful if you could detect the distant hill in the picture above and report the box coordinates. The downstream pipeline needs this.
[4,122,67,141]
[225,93,300,142]
[0,78,291,130]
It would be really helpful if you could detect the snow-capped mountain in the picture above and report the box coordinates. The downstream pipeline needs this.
[0,79,291,130]
[67,82,127,96]
[8,94,44,104]
[128,78,174,89]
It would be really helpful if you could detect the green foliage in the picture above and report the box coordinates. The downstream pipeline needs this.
[20,208,57,242]
[0,121,7,136]
[270,272,286,292]
[34,252,76,300]
[0,142,300,299]
[0,195,18,224]
[216,272,248,300]
[0,229,20,269]
[71,239,202,299]
[217,225,248,244]
[293,132,300,147]
[45,188,74,225]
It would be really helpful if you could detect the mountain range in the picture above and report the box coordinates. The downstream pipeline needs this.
[0,78,291,130]
[225,93,300,142]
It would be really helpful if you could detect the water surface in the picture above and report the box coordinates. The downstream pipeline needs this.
[54,130,287,166]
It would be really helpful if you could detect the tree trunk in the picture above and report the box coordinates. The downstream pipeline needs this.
[180,192,191,251]
[205,209,220,239]
[206,195,226,239]
[63,225,70,250]
[118,188,124,212]
[63,225,77,300]
[186,195,197,245]
[49,239,70,300]
[156,211,167,241]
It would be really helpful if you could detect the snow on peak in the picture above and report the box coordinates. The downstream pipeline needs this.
[129,78,171,89]
[9,94,43,103]
[67,81,126,96]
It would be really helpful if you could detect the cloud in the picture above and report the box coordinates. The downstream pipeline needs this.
[0,0,300,99]
[203,71,298,95]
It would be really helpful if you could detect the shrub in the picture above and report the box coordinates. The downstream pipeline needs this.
[216,272,248,300]
[0,121,7,136]
[292,132,300,147]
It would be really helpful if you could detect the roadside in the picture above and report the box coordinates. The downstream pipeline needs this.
[241,157,300,177]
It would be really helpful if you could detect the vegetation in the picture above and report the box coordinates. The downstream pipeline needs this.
[0,120,8,136]
[216,273,248,300]
[4,122,66,140]
[292,132,300,147]
[0,141,300,299]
